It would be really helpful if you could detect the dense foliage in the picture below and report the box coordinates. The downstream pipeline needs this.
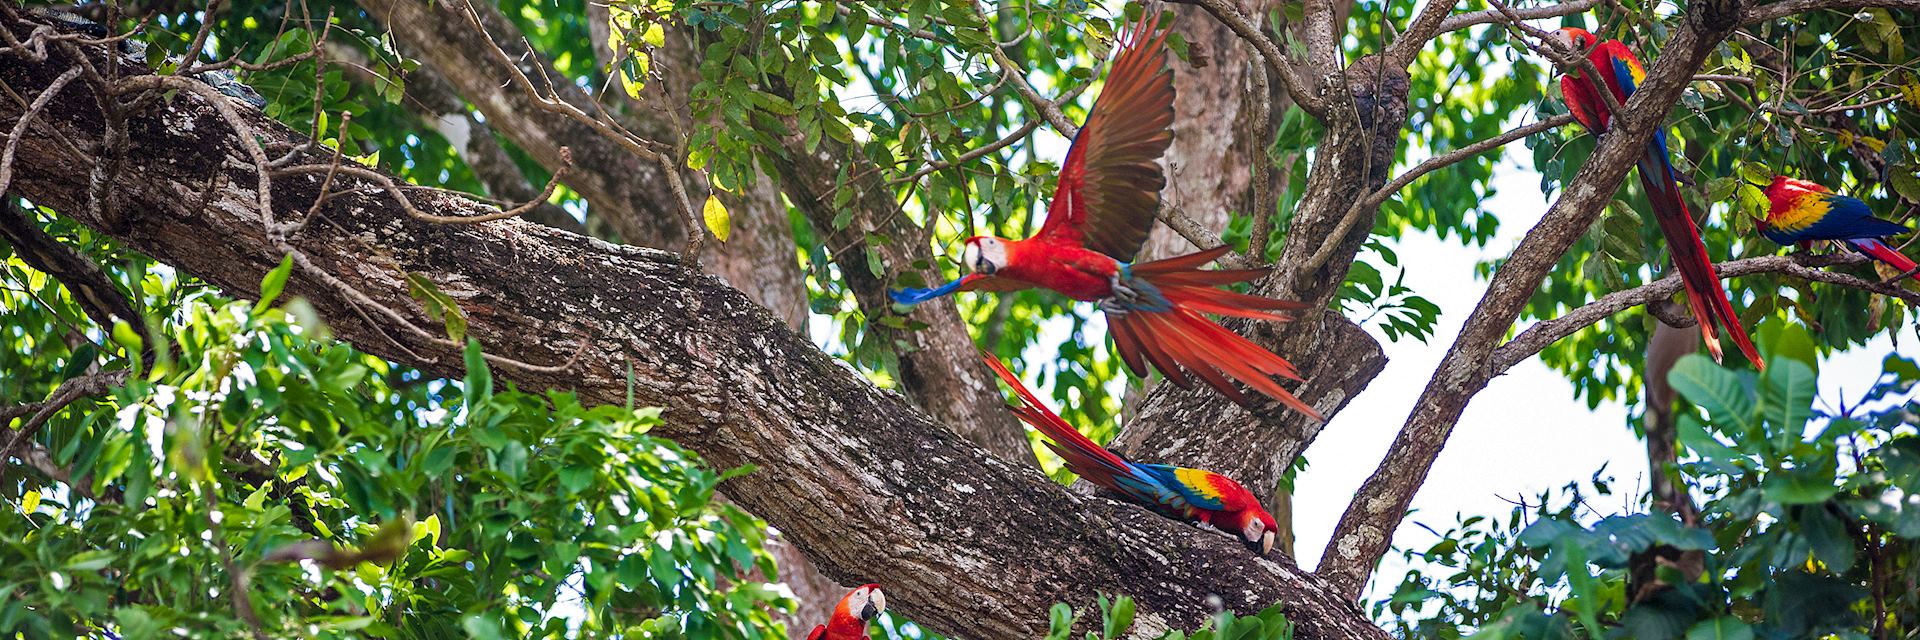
[1,218,790,636]
[1377,323,1920,638]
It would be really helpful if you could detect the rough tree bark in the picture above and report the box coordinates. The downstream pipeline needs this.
[0,12,1391,637]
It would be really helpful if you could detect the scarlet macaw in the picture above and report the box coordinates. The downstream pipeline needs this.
[891,10,1321,417]
[982,353,1280,555]
[1759,175,1920,281]
[1551,27,1764,369]
[807,584,885,640]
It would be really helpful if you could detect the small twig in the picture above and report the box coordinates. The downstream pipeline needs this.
[1246,50,1277,260]
[887,84,1087,188]
[289,112,350,238]
[986,45,1078,138]
[1693,73,1756,86]
[1433,0,1604,35]
[1488,0,1624,116]
[1302,113,1579,274]
[273,147,572,226]
[1168,0,1328,117]
[0,66,81,197]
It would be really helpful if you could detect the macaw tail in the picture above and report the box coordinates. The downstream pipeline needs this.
[1849,238,1920,283]
[1635,151,1764,371]
[980,352,1142,494]
[1105,246,1322,419]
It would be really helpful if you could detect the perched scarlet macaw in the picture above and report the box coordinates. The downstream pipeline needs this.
[890,10,1320,417]
[1760,175,1920,281]
[807,584,884,640]
[1551,27,1764,370]
[983,353,1279,555]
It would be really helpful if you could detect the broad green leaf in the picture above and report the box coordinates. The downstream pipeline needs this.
[253,253,295,317]
[1763,464,1838,505]
[1669,355,1753,431]
[1685,617,1754,640]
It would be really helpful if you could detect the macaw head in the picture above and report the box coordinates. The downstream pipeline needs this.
[1551,27,1598,53]
[1212,479,1279,555]
[1240,508,1279,556]
[841,583,886,622]
[961,236,1008,275]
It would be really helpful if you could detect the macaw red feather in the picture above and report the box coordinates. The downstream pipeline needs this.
[1851,238,1920,283]
[1037,10,1176,262]
[1556,27,1763,370]
[981,353,1137,490]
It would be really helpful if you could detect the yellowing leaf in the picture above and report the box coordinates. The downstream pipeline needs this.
[22,489,40,514]
[702,194,731,243]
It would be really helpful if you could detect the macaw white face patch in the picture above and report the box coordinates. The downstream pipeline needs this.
[964,238,1007,275]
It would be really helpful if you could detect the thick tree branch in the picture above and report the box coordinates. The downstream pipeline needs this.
[0,23,1391,635]
[1317,0,1751,598]
[1493,253,1905,372]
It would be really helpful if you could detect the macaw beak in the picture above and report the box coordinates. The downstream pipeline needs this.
[1262,530,1276,556]
[860,588,886,620]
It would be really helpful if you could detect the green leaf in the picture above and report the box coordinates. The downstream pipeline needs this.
[1760,358,1815,435]
[1669,354,1753,430]
[406,272,468,343]
[463,339,492,407]
[253,254,295,316]
[64,551,114,572]
[1763,464,1838,505]
[1685,617,1754,640]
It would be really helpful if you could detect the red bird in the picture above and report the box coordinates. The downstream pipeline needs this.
[807,584,884,640]
[984,353,1280,555]
[1552,27,1764,370]
[890,10,1320,417]
[1760,175,1920,282]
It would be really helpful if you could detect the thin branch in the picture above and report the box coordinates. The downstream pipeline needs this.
[1492,253,1906,371]
[1246,52,1278,260]
[1387,0,1463,68]
[1742,0,1920,24]
[272,147,572,226]
[1489,0,1624,116]
[1301,113,1579,274]
[0,66,80,197]
[1694,73,1757,86]
[1169,0,1329,117]
[888,84,1086,187]
[1434,0,1604,35]
[986,45,1079,138]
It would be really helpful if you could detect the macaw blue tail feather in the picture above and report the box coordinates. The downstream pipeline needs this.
[889,277,966,306]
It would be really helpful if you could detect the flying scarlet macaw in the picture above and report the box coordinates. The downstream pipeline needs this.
[890,9,1321,417]
[983,353,1279,555]
[807,584,885,640]
[1759,175,1920,281]
[1551,27,1764,370]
